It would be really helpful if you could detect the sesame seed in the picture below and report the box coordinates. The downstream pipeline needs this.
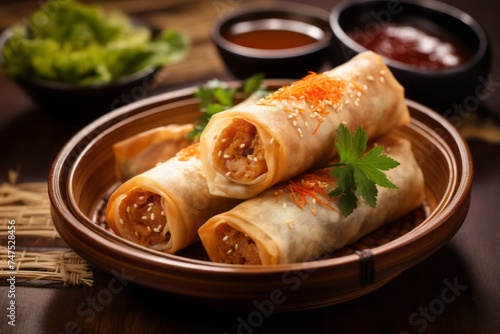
[227,249,233,255]
[119,219,124,225]
[153,227,159,233]
[221,138,227,143]
[367,75,374,81]
[134,231,139,238]
[269,137,275,144]
[141,216,148,220]
[148,202,154,207]
[161,211,165,216]
[138,196,145,201]
[147,226,151,232]
[235,244,239,251]
[240,143,246,149]
[133,204,138,208]
[225,171,231,177]
[147,207,152,212]
[283,203,287,208]
[380,76,385,83]
[253,157,258,162]
[218,150,222,157]
[380,70,386,75]
[292,120,297,127]
[288,114,294,119]
[223,154,230,159]
[223,235,229,241]
[126,206,130,213]
[150,213,155,220]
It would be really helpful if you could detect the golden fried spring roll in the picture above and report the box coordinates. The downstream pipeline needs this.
[106,143,240,253]
[113,124,194,180]
[199,51,410,199]
[198,135,424,265]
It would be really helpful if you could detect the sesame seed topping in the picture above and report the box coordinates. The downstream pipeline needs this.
[253,157,258,162]
[148,203,154,207]
[223,235,229,241]
[225,171,231,177]
[134,231,139,238]
[235,244,239,251]
[119,219,124,225]
[223,154,230,159]
[133,204,138,208]
[126,206,130,213]
[283,203,287,208]
[141,216,148,220]
[380,76,385,83]
[292,120,297,127]
[138,196,145,201]
[150,213,155,220]
[161,211,165,216]
[240,143,246,149]
[218,150,222,157]
[227,249,233,255]
[147,226,151,232]
[147,207,152,212]
[367,75,374,81]
[221,138,227,143]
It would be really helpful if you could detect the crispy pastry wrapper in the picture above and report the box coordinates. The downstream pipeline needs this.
[113,124,194,180]
[199,51,410,199]
[198,135,425,265]
[106,143,240,254]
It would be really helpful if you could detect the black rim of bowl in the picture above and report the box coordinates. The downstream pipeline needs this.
[212,1,332,59]
[330,0,489,74]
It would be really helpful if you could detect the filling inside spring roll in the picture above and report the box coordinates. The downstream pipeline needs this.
[214,118,267,182]
[213,222,261,265]
[115,189,171,249]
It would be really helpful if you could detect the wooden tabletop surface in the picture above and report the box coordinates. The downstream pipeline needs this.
[1,0,499,333]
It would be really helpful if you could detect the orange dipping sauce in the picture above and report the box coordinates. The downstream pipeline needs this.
[348,23,472,69]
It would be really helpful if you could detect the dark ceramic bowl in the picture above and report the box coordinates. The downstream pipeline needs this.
[329,0,491,112]
[0,27,161,122]
[212,1,332,79]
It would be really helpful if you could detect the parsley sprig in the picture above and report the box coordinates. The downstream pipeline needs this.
[328,124,400,217]
[186,73,266,140]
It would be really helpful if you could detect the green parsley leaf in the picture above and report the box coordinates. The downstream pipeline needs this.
[328,124,400,217]
[186,73,266,140]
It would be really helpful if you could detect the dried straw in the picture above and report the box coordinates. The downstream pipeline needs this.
[0,248,93,286]
[0,182,93,286]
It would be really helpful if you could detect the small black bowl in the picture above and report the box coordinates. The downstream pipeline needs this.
[329,0,491,112]
[212,1,332,79]
[0,27,162,123]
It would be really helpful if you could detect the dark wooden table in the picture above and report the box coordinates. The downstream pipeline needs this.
[1,0,499,333]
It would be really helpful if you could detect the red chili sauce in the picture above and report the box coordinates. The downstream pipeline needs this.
[224,29,317,50]
[348,23,472,69]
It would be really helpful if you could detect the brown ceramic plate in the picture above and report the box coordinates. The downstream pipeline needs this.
[49,80,472,311]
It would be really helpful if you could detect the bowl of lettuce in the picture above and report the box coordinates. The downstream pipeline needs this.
[0,0,189,120]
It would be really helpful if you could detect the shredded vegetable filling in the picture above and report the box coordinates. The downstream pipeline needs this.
[214,118,267,182]
[214,223,261,264]
[117,189,170,246]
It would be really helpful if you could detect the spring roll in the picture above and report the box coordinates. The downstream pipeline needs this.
[113,124,194,180]
[198,135,424,265]
[199,51,410,199]
[106,143,240,253]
